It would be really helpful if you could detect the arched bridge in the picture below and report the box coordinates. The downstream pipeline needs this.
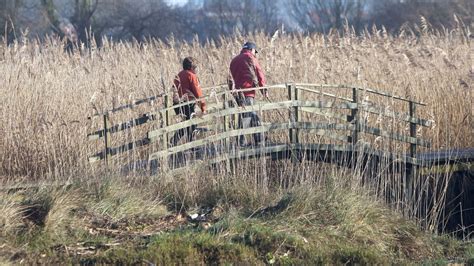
[87,83,473,176]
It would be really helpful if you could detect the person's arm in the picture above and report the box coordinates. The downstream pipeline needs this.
[253,58,266,87]
[253,58,268,97]
[227,73,234,91]
[172,75,182,104]
[190,74,206,112]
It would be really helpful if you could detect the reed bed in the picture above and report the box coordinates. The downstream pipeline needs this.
[0,26,472,233]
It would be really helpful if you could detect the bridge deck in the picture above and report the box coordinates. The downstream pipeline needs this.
[146,141,474,172]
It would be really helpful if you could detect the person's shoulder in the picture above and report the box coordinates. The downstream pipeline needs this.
[177,69,187,77]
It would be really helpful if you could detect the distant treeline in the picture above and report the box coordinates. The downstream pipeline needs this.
[1,0,472,44]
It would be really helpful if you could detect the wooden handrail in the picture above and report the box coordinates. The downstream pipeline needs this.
[87,83,432,166]
[147,100,356,138]
[87,83,425,120]
[88,93,165,119]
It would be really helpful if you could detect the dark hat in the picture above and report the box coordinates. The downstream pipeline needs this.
[242,42,258,53]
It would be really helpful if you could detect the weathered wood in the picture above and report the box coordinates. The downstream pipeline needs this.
[163,94,171,150]
[209,144,290,164]
[88,83,436,173]
[89,137,151,162]
[409,101,417,157]
[419,162,473,175]
[360,105,432,127]
[158,84,287,115]
[103,115,109,165]
[349,87,359,144]
[148,100,356,139]
[288,84,293,144]
[358,123,430,147]
[88,114,156,140]
[294,86,300,145]
[295,83,426,105]
[149,122,352,160]
[300,107,349,121]
[296,86,352,102]
[356,87,426,106]
[88,94,164,119]
[207,143,421,166]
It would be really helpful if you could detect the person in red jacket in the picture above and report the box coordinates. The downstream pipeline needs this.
[229,42,268,146]
[170,57,206,146]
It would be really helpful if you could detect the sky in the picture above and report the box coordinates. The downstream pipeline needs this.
[166,0,188,6]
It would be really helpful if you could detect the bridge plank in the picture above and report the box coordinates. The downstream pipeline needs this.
[300,107,349,121]
[207,143,420,166]
[88,114,157,140]
[358,123,431,147]
[148,100,356,138]
[88,94,164,119]
[296,85,352,102]
[89,137,151,162]
[149,122,351,160]
[360,105,432,127]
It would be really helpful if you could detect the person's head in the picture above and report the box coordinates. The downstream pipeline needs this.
[183,57,198,71]
[242,42,258,55]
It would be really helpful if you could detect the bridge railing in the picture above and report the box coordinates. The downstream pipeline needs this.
[87,83,432,169]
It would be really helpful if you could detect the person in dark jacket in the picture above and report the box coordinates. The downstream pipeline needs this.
[229,41,268,146]
[170,57,206,146]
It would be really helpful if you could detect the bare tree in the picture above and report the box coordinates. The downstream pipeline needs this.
[369,0,473,31]
[94,0,184,41]
[1,0,23,43]
[41,0,99,46]
[189,0,281,40]
[286,0,366,33]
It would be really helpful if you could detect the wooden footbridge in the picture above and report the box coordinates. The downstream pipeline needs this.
[87,82,474,234]
[87,83,473,176]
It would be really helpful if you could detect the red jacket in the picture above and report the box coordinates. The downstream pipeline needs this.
[173,69,206,112]
[229,50,266,98]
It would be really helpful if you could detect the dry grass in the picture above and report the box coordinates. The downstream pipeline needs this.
[0,24,472,257]
[0,175,468,264]
[0,26,471,178]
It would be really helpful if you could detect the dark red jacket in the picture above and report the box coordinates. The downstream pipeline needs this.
[173,70,206,112]
[229,50,266,98]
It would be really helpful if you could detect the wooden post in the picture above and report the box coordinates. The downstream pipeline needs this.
[103,114,109,167]
[223,92,232,173]
[407,100,417,201]
[163,94,170,150]
[350,87,359,145]
[294,84,300,145]
[287,84,293,142]
[161,94,171,170]
[223,93,229,132]
[409,101,417,160]
[288,83,299,162]
[347,88,359,170]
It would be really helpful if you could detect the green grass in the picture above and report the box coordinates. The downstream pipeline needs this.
[0,177,471,265]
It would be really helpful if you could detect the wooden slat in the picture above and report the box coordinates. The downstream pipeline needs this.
[158,84,287,114]
[294,83,426,106]
[356,87,426,106]
[358,123,431,147]
[88,114,156,140]
[208,144,290,164]
[89,137,151,162]
[149,122,351,160]
[419,162,474,175]
[296,86,352,102]
[298,143,419,165]
[360,105,432,127]
[88,94,164,119]
[294,83,349,90]
[301,107,350,121]
[148,100,356,139]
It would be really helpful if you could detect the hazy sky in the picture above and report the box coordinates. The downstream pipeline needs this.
[166,0,188,6]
